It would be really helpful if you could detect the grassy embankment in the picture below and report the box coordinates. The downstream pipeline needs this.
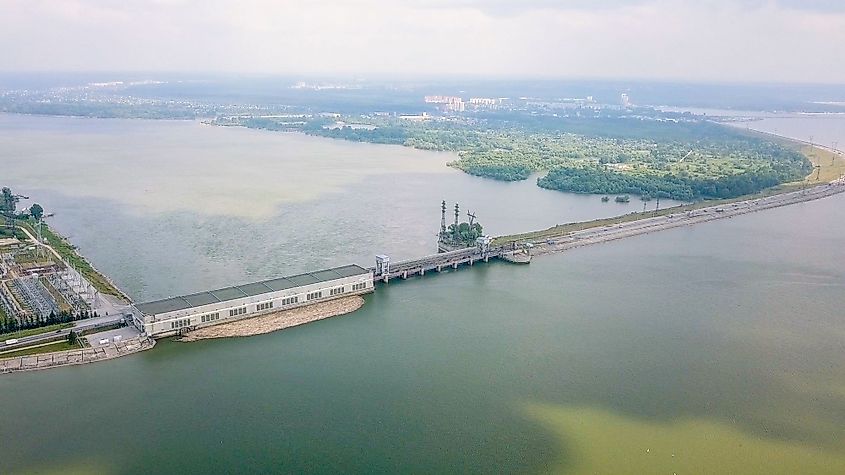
[0,340,78,357]
[18,220,126,300]
[493,143,843,247]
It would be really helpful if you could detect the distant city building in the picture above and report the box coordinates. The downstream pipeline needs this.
[424,95,465,112]
[620,93,631,108]
[469,97,497,106]
[424,95,458,104]
[399,112,431,121]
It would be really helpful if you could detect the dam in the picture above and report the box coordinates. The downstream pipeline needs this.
[131,243,530,338]
[129,178,845,340]
[129,202,530,338]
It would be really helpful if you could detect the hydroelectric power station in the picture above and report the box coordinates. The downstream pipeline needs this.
[131,201,531,338]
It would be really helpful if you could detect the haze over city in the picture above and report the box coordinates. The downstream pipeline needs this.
[2,0,845,82]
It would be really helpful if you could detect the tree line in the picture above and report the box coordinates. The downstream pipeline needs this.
[536,164,807,201]
[0,309,98,335]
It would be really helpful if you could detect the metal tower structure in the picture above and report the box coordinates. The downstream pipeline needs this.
[440,200,447,241]
[453,203,460,242]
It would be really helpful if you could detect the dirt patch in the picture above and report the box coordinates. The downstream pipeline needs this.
[179,295,365,341]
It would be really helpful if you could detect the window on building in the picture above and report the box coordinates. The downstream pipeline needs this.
[229,307,246,317]
[257,301,274,311]
[201,313,220,323]
[307,291,323,301]
[170,318,191,329]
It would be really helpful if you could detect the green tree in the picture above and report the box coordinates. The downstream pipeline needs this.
[30,203,44,221]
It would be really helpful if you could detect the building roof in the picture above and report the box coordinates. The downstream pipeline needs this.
[134,264,370,316]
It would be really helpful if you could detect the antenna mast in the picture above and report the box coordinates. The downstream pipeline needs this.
[440,200,447,241]
[453,203,460,242]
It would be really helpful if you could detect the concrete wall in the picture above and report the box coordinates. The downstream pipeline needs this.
[138,272,373,337]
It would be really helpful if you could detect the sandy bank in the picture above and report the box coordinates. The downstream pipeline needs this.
[179,295,365,341]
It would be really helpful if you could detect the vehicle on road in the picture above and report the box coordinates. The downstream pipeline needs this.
[5,339,19,345]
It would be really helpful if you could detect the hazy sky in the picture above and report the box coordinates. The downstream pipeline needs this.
[2,0,844,83]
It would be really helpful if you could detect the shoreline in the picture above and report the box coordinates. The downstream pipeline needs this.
[0,336,155,374]
[494,136,844,247]
[178,295,365,341]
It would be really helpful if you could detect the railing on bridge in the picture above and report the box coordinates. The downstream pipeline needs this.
[372,237,532,283]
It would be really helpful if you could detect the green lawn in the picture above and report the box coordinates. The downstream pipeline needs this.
[0,340,77,358]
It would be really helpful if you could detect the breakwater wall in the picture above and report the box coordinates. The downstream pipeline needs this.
[0,336,155,374]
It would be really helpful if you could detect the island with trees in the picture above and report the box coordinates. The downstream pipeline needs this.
[293,112,813,201]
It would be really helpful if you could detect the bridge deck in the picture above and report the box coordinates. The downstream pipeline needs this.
[372,246,513,282]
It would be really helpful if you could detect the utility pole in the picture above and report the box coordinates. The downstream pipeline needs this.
[440,200,447,242]
[453,203,460,243]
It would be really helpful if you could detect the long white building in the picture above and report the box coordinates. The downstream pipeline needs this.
[131,264,373,337]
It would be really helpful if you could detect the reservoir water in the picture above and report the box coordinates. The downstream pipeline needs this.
[0,114,843,474]
[0,114,683,301]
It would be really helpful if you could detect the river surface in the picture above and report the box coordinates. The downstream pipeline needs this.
[0,114,683,301]
[1,114,844,474]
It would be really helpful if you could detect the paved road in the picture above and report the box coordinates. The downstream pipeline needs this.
[16,225,63,262]
[0,315,127,351]
[86,326,141,347]
[90,293,132,321]
[532,180,845,256]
